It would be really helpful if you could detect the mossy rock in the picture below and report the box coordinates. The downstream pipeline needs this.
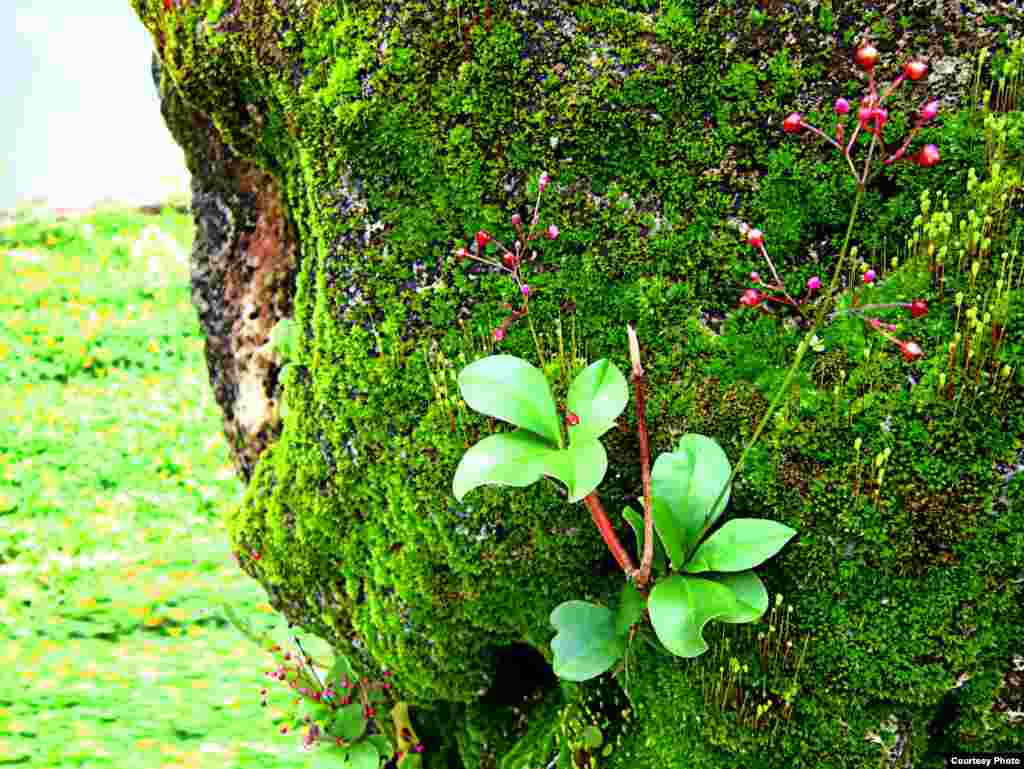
[135,1,1024,766]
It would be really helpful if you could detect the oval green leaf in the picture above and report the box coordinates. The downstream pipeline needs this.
[704,571,769,623]
[647,575,739,658]
[337,740,379,769]
[537,436,607,503]
[458,355,562,445]
[685,519,797,573]
[329,702,367,742]
[453,430,559,502]
[649,434,732,569]
[550,601,626,682]
[566,359,628,443]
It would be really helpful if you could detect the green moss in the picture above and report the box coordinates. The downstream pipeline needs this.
[134,0,1024,764]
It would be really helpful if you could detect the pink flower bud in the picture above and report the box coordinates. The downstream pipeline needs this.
[747,228,764,248]
[899,341,923,361]
[806,276,822,291]
[858,105,875,126]
[834,98,850,115]
[493,327,505,342]
[920,100,939,122]
[740,289,763,307]
[870,317,882,330]
[538,172,550,192]
[910,299,928,318]
[547,224,560,240]
[855,45,879,71]
[863,269,877,284]
[782,113,803,133]
[511,213,522,227]
[750,271,761,283]
[871,107,888,131]
[521,284,530,297]
[251,550,261,561]
[455,247,468,262]
[917,144,940,167]
[904,61,928,81]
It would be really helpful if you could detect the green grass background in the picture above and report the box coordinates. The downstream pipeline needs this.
[0,207,339,768]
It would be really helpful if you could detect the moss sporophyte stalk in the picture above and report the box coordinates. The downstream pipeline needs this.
[449,44,944,691]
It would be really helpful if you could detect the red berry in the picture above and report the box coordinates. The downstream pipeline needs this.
[740,289,763,307]
[863,269,877,284]
[900,341,923,362]
[502,253,518,269]
[782,113,803,133]
[476,230,490,251]
[910,300,928,319]
[917,144,940,167]
[920,100,939,122]
[565,412,580,426]
[746,228,764,248]
[904,61,928,81]
[855,45,879,71]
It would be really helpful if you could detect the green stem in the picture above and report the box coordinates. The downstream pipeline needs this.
[689,186,867,558]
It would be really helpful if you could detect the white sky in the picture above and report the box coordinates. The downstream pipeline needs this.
[4,1,191,210]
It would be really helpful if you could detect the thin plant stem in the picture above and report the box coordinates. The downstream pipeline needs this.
[695,185,867,552]
[627,324,655,588]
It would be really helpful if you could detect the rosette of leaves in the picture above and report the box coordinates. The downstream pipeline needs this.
[453,355,629,503]
[450,355,797,682]
[551,433,797,679]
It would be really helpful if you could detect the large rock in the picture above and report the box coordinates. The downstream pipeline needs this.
[139,1,1024,766]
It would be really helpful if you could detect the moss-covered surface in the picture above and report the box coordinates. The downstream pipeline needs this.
[132,1,1024,765]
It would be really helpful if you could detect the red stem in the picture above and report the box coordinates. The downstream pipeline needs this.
[583,492,636,577]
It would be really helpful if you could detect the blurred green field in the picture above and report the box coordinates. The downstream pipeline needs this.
[0,206,338,768]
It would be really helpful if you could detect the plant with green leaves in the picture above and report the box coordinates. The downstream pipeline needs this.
[219,602,424,767]
[452,325,797,681]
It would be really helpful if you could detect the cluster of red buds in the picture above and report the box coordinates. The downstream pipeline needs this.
[783,44,941,185]
[738,225,929,361]
[260,644,419,755]
[454,171,559,342]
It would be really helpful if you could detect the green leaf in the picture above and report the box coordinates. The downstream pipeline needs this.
[336,740,379,769]
[647,575,739,658]
[452,430,559,502]
[325,652,357,690]
[328,703,367,742]
[536,436,607,503]
[622,505,667,573]
[649,434,732,569]
[685,519,797,573]
[614,581,645,637]
[458,355,562,445]
[566,359,628,443]
[367,734,393,759]
[704,571,769,623]
[550,601,626,681]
